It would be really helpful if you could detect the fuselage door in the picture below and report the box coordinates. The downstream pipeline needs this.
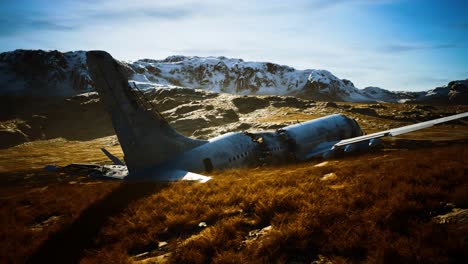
[203,158,214,173]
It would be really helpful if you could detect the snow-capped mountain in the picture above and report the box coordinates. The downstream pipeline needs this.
[129,55,372,102]
[0,49,466,105]
[361,80,468,104]
[0,49,93,96]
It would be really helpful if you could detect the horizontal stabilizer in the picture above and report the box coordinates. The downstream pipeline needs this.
[181,171,212,183]
[157,169,212,183]
[101,148,125,165]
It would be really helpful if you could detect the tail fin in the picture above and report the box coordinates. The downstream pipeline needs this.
[87,51,206,173]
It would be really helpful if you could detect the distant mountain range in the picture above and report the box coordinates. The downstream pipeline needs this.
[0,49,466,104]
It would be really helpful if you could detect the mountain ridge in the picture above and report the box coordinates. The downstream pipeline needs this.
[0,49,466,104]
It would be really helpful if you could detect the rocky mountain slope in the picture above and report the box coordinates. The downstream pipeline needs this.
[1,49,466,104]
[0,50,93,96]
[1,86,466,149]
[362,79,468,104]
[129,55,371,102]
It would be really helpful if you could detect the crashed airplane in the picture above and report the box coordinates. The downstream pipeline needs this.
[64,51,467,182]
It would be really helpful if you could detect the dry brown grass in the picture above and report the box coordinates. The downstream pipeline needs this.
[0,103,467,263]
[1,142,467,263]
[0,136,123,173]
[0,176,120,263]
[0,143,461,263]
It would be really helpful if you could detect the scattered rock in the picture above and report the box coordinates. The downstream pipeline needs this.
[269,96,311,109]
[312,255,333,264]
[263,124,285,130]
[219,109,239,123]
[339,104,352,109]
[172,103,204,115]
[369,104,387,109]
[170,117,209,134]
[314,161,330,167]
[328,184,346,190]
[133,253,171,264]
[232,96,270,114]
[433,208,468,225]
[242,225,273,245]
[29,215,63,231]
[319,101,337,108]
[158,241,168,249]
[348,107,378,116]
[157,98,180,111]
[413,105,435,111]
[133,252,150,260]
[321,172,338,181]
[236,123,252,130]
[192,128,215,138]
[0,128,28,148]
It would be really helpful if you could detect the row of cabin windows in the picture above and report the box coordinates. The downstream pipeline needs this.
[228,150,252,163]
[271,146,282,152]
[227,146,283,163]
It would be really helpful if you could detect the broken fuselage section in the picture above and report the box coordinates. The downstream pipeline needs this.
[129,114,363,181]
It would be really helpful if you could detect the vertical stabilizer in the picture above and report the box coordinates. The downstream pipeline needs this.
[87,51,206,173]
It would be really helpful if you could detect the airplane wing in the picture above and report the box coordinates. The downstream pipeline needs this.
[333,112,468,149]
[300,141,338,160]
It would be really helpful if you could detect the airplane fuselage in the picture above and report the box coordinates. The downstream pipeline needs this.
[130,114,363,181]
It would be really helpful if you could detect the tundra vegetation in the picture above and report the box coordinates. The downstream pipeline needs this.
[0,98,467,263]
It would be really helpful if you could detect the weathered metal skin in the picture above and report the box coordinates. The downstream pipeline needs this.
[129,115,363,181]
[278,114,363,160]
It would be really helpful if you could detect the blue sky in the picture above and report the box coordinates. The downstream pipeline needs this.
[0,0,467,91]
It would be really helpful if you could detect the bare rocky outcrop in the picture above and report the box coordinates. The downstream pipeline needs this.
[348,107,379,117]
[433,208,468,225]
[232,96,270,113]
[0,128,28,148]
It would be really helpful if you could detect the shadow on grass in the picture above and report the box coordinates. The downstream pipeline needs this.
[27,182,167,263]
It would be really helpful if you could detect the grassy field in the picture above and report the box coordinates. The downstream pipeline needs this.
[0,101,467,263]
[0,140,467,263]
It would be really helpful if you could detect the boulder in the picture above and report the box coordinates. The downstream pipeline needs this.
[232,96,270,114]
[170,117,209,135]
[348,107,378,116]
[173,103,204,115]
[270,96,312,109]
[242,225,273,245]
[157,98,181,111]
[433,208,468,225]
[0,128,28,148]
